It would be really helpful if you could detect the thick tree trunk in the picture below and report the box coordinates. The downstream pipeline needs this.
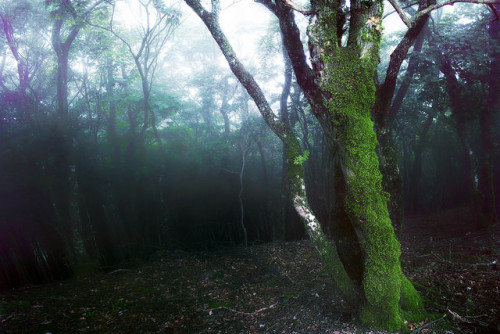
[321,44,423,329]
[280,0,426,329]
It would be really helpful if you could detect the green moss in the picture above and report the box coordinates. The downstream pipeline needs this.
[293,150,310,165]
[308,1,426,330]
[314,4,426,331]
[400,275,425,314]
[360,304,403,332]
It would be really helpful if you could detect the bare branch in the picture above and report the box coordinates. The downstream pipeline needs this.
[184,0,292,143]
[412,0,500,24]
[487,3,500,18]
[383,2,419,19]
[387,0,413,27]
[282,0,312,15]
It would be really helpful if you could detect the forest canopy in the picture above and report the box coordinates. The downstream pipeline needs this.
[0,0,499,331]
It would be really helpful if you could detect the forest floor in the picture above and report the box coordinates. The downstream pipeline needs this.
[0,207,499,333]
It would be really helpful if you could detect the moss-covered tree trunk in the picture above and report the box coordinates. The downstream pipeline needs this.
[282,0,426,329]
[316,38,424,330]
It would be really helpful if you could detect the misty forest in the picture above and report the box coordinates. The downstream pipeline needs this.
[0,0,499,332]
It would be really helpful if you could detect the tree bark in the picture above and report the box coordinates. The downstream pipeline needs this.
[478,5,500,228]
[439,55,482,219]
[407,112,434,213]
[372,3,432,236]
[0,13,32,124]
[280,41,302,241]
[389,22,429,119]
[273,0,426,328]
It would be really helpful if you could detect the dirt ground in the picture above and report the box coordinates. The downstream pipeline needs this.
[1,207,498,333]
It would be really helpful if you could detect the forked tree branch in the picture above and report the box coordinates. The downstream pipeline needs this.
[389,0,500,27]
[414,0,500,22]
[387,0,413,27]
[282,0,313,15]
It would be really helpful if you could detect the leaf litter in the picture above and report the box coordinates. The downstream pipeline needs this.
[0,208,498,333]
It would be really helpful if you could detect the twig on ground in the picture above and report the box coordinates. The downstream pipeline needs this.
[448,309,472,323]
[109,269,131,274]
[208,302,278,316]
[431,253,497,268]
[410,314,446,334]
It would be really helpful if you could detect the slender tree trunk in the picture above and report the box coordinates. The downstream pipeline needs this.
[255,137,272,240]
[238,138,248,247]
[51,15,78,269]
[408,113,434,213]
[280,40,302,240]
[0,13,32,125]
[106,60,121,166]
[372,8,432,236]
[55,51,70,118]
[389,22,429,119]
[440,55,482,219]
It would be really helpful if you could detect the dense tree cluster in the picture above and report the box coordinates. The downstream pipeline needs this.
[0,0,305,290]
[0,0,498,331]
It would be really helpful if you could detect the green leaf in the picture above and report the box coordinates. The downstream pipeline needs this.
[293,150,310,165]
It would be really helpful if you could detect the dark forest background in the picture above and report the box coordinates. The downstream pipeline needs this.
[0,0,499,290]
